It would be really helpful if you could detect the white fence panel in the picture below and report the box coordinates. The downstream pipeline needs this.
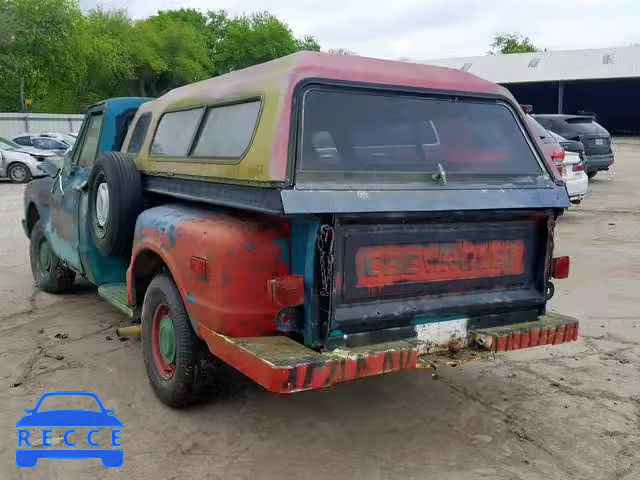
[0,113,84,138]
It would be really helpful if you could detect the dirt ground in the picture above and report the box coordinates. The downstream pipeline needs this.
[1,141,638,480]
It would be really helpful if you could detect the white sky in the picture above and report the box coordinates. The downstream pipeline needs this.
[79,0,640,60]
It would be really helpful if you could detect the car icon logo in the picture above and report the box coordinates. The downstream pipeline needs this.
[16,391,123,468]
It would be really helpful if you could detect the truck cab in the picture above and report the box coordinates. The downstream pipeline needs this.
[24,52,579,408]
[24,97,150,288]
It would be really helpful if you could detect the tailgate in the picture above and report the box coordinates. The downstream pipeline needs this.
[580,134,611,155]
[329,211,550,336]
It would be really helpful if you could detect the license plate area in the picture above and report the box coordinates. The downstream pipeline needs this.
[595,138,604,146]
[355,239,526,288]
[335,218,546,304]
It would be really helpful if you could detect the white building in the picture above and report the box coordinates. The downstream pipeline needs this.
[423,45,640,133]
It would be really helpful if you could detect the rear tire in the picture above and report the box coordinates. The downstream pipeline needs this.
[88,152,143,257]
[587,171,597,179]
[8,163,31,183]
[29,220,75,293]
[142,274,218,408]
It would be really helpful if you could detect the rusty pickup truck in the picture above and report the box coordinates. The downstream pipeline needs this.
[23,52,578,407]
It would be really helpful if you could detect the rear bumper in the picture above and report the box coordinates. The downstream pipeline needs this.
[200,312,579,394]
[585,153,614,172]
[566,174,588,202]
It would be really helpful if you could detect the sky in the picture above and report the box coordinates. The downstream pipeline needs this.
[79,0,640,61]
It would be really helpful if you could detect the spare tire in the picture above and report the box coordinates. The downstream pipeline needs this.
[88,152,143,257]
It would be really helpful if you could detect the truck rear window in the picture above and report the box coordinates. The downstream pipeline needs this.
[298,88,546,183]
[563,117,608,135]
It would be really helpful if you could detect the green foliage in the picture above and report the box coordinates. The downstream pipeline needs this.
[0,0,87,111]
[0,2,320,112]
[489,33,539,55]
[209,11,320,75]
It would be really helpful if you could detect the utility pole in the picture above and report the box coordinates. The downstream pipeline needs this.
[19,76,25,112]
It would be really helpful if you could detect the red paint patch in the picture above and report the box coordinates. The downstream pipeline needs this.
[487,319,578,353]
[355,240,526,288]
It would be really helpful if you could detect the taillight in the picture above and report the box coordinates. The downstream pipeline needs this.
[551,148,565,162]
[552,256,570,279]
[572,163,585,172]
[268,275,304,307]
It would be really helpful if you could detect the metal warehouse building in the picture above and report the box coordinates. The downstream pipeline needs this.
[424,45,640,134]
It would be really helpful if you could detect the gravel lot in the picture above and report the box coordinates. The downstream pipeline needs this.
[1,141,638,480]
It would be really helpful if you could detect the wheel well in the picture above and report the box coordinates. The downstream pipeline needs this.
[132,250,168,306]
[25,203,40,236]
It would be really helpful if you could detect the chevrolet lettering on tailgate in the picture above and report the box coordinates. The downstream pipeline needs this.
[356,240,526,287]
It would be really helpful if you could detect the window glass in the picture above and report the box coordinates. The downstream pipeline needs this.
[13,136,32,146]
[150,109,202,157]
[33,138,66,150]
[526,116,555,144]
[128,113,152,154]
[299,89,544,183]
[192,101,260,158]
[563,118,608,134]
[77,113,104,167]
[0,139,16,149]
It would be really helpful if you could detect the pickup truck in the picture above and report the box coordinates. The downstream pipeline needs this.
[24,52,579,407]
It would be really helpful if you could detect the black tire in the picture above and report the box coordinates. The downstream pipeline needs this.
[29,220,75,293]
[587,171,597,179]
[8,162,31,183]
[142,274,218,408]
[88,152,143,257]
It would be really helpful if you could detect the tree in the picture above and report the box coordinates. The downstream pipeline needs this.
[297,35,321,52]
[0,3,321,112]
[78,9,135,104]
[489,33,539,55]
[209,11,320,75]
[0,0,87,112]
[128,11,212,96]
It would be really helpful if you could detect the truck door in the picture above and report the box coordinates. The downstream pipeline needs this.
[48,109,104,272]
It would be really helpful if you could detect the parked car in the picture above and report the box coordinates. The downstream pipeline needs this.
[525,116,588,204]
[548,131,589,204]
[11,133,72,155]
[0,136,56,162]
[532,114,613,178]
[0,137,47,183]
[23,52,579,408]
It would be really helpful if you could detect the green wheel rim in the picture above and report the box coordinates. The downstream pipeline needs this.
[38,238,52,272]
[158,315,176,365]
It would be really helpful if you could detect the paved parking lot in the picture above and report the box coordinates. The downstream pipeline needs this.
[1,141,638,480]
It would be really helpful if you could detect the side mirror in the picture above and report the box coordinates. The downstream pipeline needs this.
[39,156,63,178]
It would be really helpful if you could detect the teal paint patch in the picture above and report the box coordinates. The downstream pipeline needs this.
[77,188,128,285]
[329,330,345,338]
[45,222,82,272]
[291,219,320,347]
[168,224,177,248]
[186,293,195,304]
[411,314,466,325]
[272,238,289,266]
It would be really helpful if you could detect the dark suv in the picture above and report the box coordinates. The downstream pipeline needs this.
[532,114,613,178]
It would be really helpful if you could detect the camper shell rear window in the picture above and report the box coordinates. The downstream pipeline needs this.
[297,87,548,185]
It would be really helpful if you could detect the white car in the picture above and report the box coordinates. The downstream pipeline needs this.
[526,115,588,205]
[11,133,73,155]
[548,132,589,205]
[0,137,47,183]
[560,150,588,204]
